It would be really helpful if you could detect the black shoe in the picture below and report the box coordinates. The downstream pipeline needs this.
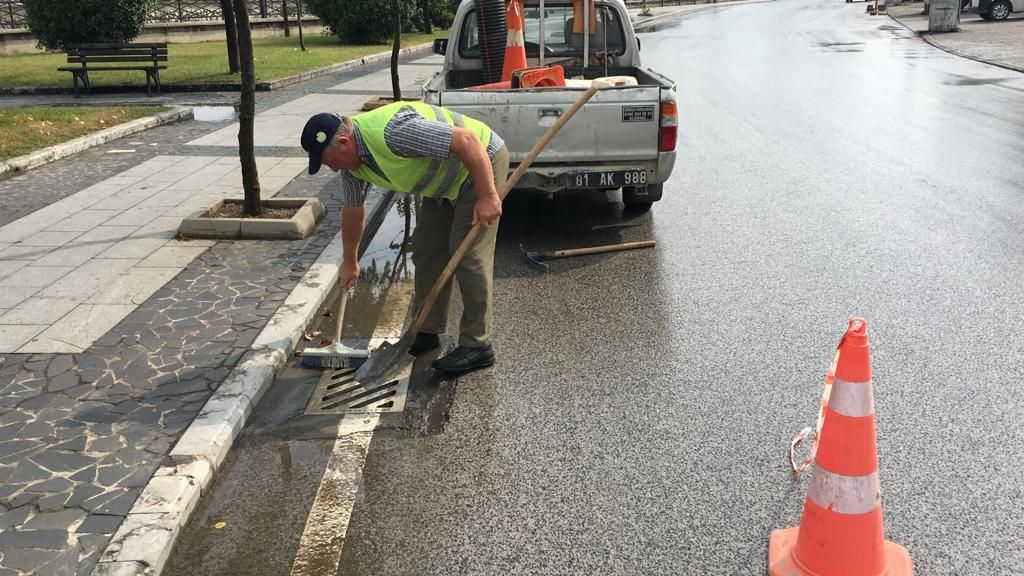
[431,345,495,373]
[408,333,440,356]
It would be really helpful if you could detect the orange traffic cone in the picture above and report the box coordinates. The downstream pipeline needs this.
[501,0,528,82]
[769,318,913,576]
[516,65,566,88]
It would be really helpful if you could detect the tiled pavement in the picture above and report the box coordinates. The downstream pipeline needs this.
[0,54,440,575]
[187,58,442,148]
[0,156,307,353]
[888,4,1024,71]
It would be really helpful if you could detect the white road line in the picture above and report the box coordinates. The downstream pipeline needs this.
[290,280,415,576]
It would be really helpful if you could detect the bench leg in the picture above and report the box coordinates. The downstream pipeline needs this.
[71,72,80,98]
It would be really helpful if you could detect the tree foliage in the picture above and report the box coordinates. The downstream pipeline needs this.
[24,0,155,51]
[304,0,452,44]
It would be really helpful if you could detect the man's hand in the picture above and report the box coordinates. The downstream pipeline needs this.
[340,259,360,288]
[473,192,503,227]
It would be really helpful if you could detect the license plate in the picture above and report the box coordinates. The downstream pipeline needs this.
[566,170,647,190]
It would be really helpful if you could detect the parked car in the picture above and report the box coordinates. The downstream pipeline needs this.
[971,0,1020,19]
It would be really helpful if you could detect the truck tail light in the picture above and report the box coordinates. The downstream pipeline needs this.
[659,101,677,152]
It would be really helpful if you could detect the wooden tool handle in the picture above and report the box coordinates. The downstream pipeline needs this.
[331,288,349,343]
[544,240,656,260]
[410,84,602,333]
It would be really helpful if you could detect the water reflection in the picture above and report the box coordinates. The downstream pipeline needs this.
[343,192,417,338]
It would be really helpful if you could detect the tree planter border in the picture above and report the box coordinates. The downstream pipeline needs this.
[178,198,325,240]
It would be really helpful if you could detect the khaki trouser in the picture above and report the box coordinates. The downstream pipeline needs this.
[412,146,509,348]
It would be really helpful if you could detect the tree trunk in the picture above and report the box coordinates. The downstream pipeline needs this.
[297,0,306,51]
[282,0,290,37]
[391,0,401,101]
[421,0,433,33]
[221,0,240,74]
[232,0,262,217]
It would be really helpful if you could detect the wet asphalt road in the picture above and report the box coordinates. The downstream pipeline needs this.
[166,0,1024,574]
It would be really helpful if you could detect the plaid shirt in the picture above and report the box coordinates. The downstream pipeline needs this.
[340,106,505,206]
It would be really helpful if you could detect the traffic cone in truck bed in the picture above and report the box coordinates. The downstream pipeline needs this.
[513,65,566,88]
[768,318,913,576]
[501,0,527,82]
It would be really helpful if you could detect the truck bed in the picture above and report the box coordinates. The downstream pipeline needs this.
[438,66,671,90]
[424,66,674,166]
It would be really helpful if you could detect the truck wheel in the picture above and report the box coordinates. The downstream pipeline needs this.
[988,0,1011,18]
[622,183,662,212]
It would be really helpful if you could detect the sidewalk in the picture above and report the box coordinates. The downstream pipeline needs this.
[887,3,1024,72]
[0,53,441,575]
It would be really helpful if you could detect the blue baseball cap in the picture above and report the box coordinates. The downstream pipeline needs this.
[300,113,342,175]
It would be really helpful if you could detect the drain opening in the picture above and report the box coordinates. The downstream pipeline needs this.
[305,367,408,415]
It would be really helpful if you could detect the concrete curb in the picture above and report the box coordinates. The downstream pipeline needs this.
[0,106,193,181]
[0,42,434,96]
[918,31,1024,74]
[89,193,389,576]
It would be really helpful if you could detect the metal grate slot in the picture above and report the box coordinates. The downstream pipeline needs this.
[305,367,408,415]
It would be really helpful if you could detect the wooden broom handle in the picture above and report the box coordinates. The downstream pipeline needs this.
[411,83,602,333]
[541,240,656,259]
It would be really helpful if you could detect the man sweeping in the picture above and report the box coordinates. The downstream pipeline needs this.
[300,103,508,374]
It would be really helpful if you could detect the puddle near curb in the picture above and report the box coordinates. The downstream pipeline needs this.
[298,191,417,353]
[193,105,238,122]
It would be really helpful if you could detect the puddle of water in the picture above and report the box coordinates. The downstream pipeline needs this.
[192,105,239,122]
[305,192,416,343]
[947,77,1009,86]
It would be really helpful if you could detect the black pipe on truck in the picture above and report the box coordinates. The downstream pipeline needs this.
[475,0,507,83]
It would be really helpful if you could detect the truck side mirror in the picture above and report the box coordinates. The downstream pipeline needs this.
[433,39,449,55]
[636,37,641,51]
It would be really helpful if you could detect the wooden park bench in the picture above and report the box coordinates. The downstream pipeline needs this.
[58,43,168,97]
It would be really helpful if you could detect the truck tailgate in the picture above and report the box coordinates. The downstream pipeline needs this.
[437,86,662,164]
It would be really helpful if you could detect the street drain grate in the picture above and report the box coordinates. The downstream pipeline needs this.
[305,367,409,415]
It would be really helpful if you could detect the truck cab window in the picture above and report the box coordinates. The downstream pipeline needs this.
[458,10,483,58]
[458,4,626,60]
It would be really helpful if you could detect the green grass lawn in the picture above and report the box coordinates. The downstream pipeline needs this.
[0,31,448,88]
[0,106,166,161]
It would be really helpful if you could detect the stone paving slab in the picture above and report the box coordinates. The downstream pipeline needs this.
[0,155,307,353]
[888,4,1024,71]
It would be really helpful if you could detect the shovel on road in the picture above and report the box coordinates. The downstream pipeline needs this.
[521,240,656,272]
[354,82,606,387]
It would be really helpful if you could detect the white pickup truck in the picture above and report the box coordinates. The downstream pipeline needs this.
[423,0,678,210]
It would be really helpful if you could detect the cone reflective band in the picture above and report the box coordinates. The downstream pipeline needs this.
[769,318,913,576]
[501,0,528,82]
